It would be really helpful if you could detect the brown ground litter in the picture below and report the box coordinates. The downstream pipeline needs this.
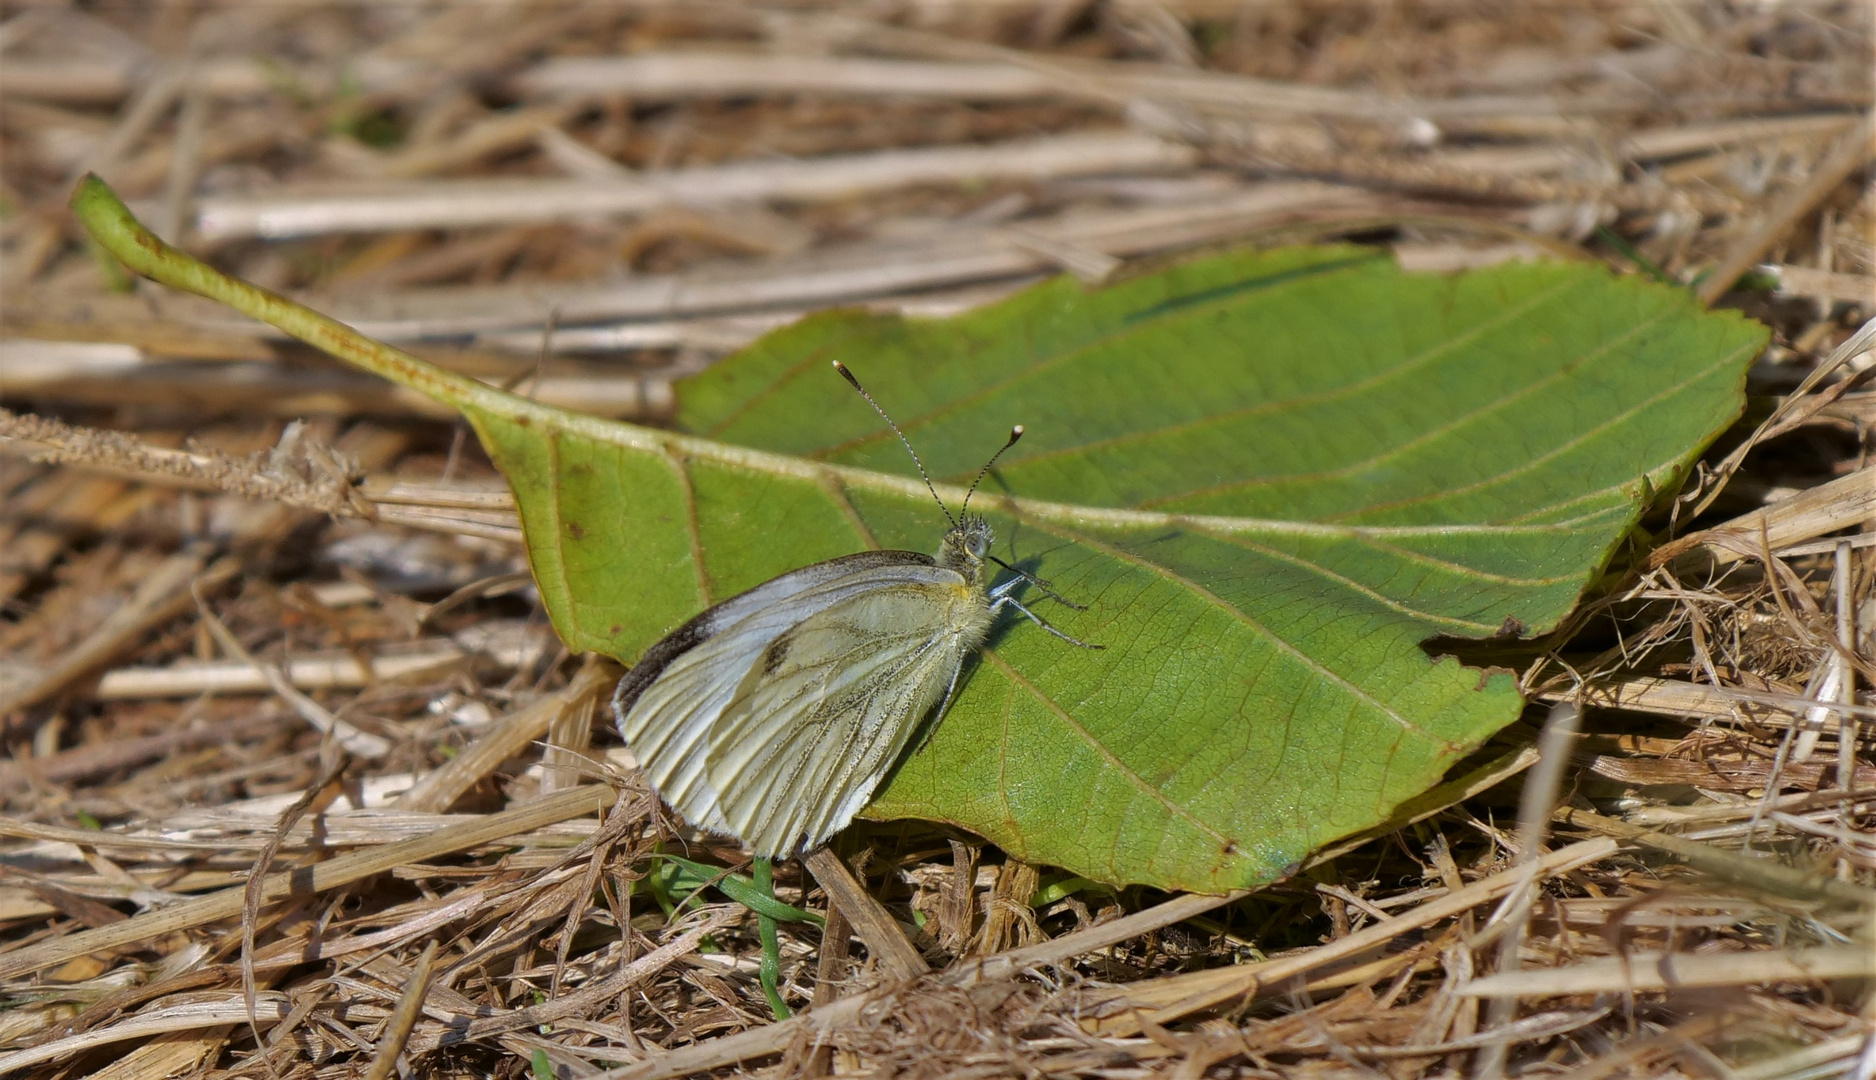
[1,3,1871,1078]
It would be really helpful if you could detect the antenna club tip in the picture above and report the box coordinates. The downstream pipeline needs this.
[1011,424,1026,439]
[831,360,863,389]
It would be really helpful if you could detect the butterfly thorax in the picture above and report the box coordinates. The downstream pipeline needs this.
[935,515,993,591]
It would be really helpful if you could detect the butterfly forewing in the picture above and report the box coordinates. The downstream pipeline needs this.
[615,552,990,857]
[705,589,977,855]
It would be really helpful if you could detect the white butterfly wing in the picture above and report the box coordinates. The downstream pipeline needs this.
[614,553,976,854]
[704,587,979,856]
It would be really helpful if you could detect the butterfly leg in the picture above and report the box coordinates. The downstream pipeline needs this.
[990,595,1104,649]
[987,555,1089,609]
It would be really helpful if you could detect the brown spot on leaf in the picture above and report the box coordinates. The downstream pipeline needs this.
[1496,616,1527,638]
[566,521,586,540]
[609,624,623,636]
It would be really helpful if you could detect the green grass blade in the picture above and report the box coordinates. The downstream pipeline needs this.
[751,858,791,1020]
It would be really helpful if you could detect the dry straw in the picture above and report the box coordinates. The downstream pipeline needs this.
[1,3,1871,1077]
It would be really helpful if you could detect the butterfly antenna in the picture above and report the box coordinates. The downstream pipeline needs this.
[962,425,1024,516]
[832,361,955,527]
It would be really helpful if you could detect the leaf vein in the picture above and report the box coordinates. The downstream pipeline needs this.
[1332,340,1754,522]
[821,475,883,551]
[817,254,1388,468]
[1345,533,1589,587]
[1009,272,1590,474]
[1187,527,1508,633]
[1144,303,1679,508]
[981,650,1234,849]
[700,328,860,438]
[668,450,715,607]
[1024,519,1457,747]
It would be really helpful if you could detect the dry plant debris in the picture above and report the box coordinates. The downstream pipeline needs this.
[1,2,1873,1078]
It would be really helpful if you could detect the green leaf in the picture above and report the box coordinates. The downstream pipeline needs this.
[71,177,1766,894]
[667,248,1763,890]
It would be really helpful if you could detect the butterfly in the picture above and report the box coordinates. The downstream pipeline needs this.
[613,360,1098,859]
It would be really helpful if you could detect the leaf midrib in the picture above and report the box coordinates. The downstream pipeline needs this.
[494,393,1655,542]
